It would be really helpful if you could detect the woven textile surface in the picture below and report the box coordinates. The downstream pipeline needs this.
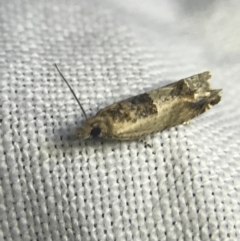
[1,0,240,240]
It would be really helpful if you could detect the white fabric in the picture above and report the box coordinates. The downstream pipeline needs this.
[1,0,240,240]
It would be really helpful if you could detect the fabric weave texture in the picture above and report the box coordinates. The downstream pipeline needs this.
[1,0,240,240]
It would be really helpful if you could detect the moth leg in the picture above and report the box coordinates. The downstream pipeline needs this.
[183,121,191,125]
[140,139,152,148]
[145,142,152,148]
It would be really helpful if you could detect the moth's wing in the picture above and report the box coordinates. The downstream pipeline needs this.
[134,71,212,104]
[173,71,212,91]
[96,71,221,140]
[96,99,160,140]
[148,71,221,131]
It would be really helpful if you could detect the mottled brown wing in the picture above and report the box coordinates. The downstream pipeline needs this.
[96,71,221,140]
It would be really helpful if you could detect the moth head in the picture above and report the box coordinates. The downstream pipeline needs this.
[54,64,110,140]
[78,116,109,140]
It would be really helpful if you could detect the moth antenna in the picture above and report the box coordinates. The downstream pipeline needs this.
[54,64,88,121]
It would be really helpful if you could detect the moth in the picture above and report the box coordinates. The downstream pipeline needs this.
[54,64,222,140]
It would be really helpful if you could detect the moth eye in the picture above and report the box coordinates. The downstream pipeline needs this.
[90,126,101,138]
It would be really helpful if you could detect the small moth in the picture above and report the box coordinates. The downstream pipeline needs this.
[54,64,222,140]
